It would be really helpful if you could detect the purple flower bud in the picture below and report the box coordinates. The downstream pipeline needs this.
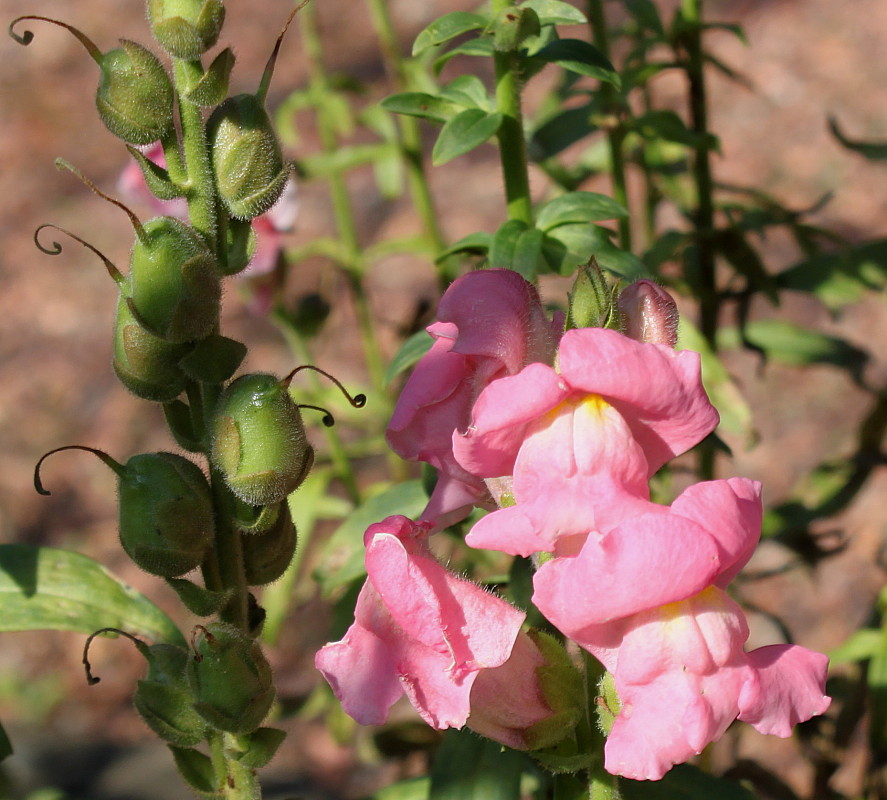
[618,280,679,348]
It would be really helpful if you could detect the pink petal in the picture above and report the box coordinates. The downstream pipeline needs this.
[557,328,719,474]
[453,363,568,478]
[670,478,763,586]
[738,644,831,736]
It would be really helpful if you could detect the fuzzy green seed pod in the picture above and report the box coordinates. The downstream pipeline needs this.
[207,95,290,220]
[210,373,314,507]
[113,294,189,402]
[147,0,225,60]
[187,623,275,734]
[129,217,221,343]
[242,502,297,586]
[35,447,214,578]
[97,40,175,144]
[134,643,208,747]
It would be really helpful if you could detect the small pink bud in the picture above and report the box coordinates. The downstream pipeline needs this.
[618,280,679,348]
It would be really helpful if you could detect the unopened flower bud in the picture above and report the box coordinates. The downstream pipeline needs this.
[113,295,189,402]
[128,217,221,343]
[467,629,582,751]
[241,502,297,586]
[566,257,620,331]
[210,373,313,507]
[617,279,679,348]
[147,0,225,60]
[134,643,208,746]
[35,447,214,578]
[207,95,290,220]
[187,623,275,734]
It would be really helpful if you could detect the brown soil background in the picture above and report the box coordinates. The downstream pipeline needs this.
[2,0,887,797]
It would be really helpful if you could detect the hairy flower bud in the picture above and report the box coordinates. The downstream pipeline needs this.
[207,95,290,220]
[129,217,221,343]
[147,0,225,60]
[113,294,189,402]
[566,257,619,331]
[210,373,313,506]
[618,279,679,348]
[97,40,175,144]
[134,643,208,746]
[187,623,275,734]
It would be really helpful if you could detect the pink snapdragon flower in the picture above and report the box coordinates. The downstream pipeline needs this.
[457,327,719,556]
[386,269,559,525]
[314,515,528,730]
[530,478,830,780]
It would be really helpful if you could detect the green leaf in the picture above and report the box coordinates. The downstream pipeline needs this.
[231,727,287,769]
[184,47,234,107]
[519,0,587,26]
[0,545,184,646]
[677,318,755,443]
[438,75,492,111]
[0,721,12,762]
[163,399,201,453]
[489,219,530,268]
[532,39,620,87]
[435,231,492,261]
[164,578,233,617]
[543,223,644,278]
[621,763,757,800]
[375,777,431,800]
[125,146,185,201]
[830,628,882,665]
[433,37,496,74]
[169,746,216,794]
[717,319,868,376]
[512,228,546,280]
[868,628,887,753]
[385,330,435,386]
[314,481,430,594]
[430,728,527,800]
[536,191,628,231]
[178,335,246,384]
[632,110,719,151]
[413,12,488,56]
[381,92,459,124]
[529,103,597,160]
[829,116,887,161]
[624,0,665,36]
[432,109,503,166]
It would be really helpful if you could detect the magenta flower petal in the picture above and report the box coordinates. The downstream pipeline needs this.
[557,328,719,474]
[738,644,831,736]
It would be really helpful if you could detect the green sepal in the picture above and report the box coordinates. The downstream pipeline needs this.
[233,500,282,534]
[165,577,234,617]
[595,670,620,737]
[169,745,217,794]
[163,399,203,452]
[125,145,186,201]
[135,679,206,747]
[185,48,235,107]
[223,218,258,276]
[229,727,286,769]
[179,335,247,384]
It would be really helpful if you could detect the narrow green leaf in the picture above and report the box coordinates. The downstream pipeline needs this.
[165,578,232,617]
[375,777,431,800]
[532,39,620,87]
[829,628,882,665]
[232,727,287,769]
[184,47,234,107]
[632,110,719,152]
[314,481,429,593]
[536,191,628,231]
[529,102,597,160]
[624,0,665,36]
[512,228,546,280]
[433,37,496,75]
[489,219,530,269]
[169,746,216,794]
[381,92,459,124]
[0,721,12,762]
[432,109,502,166]
[0,545,184,646]
[519,0,587,25]
[829,116,887,161]
[413,12,488,56]
[178,335,246,384]
[438,75,492,111]
[543,223,644,278]
[621,763,756,800]
[125,146,185,201]
[430,728,527,800]
[385,330,435,386]
[435,231,492,261]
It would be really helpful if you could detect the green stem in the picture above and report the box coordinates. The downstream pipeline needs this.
[209,732,262,799]
[582,652,621,800]
[492,0,533,224]
[587,0,631,252]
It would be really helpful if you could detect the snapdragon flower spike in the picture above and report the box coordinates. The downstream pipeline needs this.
[459,327,719,556]
[530,478,830,780]
[386,269,558,526]
[315,515,526,729]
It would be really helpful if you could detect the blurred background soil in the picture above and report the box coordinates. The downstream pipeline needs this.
[2,0,887,797]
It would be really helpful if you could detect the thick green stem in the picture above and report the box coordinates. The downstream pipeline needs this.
[492,0,533,224]
[587,0,631,251]
[209,732,262,799]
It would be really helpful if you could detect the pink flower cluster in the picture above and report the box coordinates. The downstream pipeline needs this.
[316,269,830,780]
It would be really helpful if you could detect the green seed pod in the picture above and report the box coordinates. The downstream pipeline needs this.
[147,0,225,60]
[10,18,175,145]
[97,40,175,145]
[207,94,290,220]
[210,373,314,507]
[35,447,214,578]
[187,623,275,734]
[129,217,221,343]
[113,293,189,402]
[134,643,208,746]
[242,502,297,586]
